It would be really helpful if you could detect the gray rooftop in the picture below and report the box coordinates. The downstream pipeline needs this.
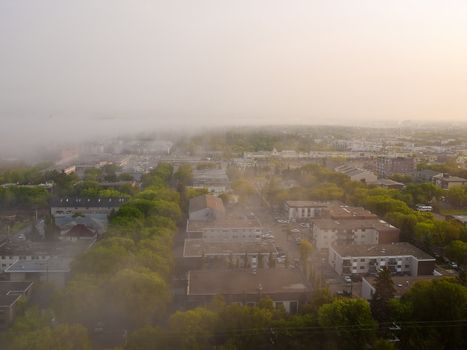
[363,275,442,297]
[331,242,434,260]
[188,268,309,296]
[285,200,329,208]
[52,197,128,208]
[183,239,277,258]
[0,239,93,257]
[4,257,72,273]
[0,281,33,300]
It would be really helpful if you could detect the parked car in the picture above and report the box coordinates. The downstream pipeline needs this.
[336,290,351,297]
[344,275,352,283]
[449,261,459,270]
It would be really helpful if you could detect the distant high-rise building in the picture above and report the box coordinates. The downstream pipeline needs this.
[376,156,415,178]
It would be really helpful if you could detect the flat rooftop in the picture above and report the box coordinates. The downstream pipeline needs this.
[187,215,261,232]
[369,179,405,187]
[331,242,434,260]
[435,175,467,182]
[363,275,443,297]
[285,201,329,208]
[0,294,21,307]
[0,240,94,257]
[188,268,309,296]
[312,218,397,231]
[0,281,33,295]
[325,204,378,220]
[51,197,128,208]
[183,239,277,258]
[4,257,72,273]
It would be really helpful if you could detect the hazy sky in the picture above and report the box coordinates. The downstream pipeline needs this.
[1,0,467,149]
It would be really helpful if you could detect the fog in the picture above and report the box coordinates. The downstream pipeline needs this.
[1,0,467,152]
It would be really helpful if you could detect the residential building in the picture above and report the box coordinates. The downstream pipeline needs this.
[322,204,378,220]
[61,224,97,241]
[190,168,230,195]
[4,257,72,288]
[188,195,226,221]
[54,214,107,236]
[186,269,310,313]
[182,239,276,268]
[376,156,416,178]
[335,164,377,183]
[51,197,128,216]
[433,173,467,189]
[311,218,399,250]
[328,243,435,276]
[361,275,442,300]
[367,178,405,190]
[284,201,329,220]
[416,169,441,182]
[0,240,93,272]
[0,281,33,329]
[186,216,263,241]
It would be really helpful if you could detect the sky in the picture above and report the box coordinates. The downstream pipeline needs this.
[1,0,467,151]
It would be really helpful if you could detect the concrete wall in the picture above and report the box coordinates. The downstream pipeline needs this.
[361,278,375,300]
[203,227,262,242]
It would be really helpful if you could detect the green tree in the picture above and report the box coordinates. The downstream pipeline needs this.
[125,325,167,350]
[445,240,467,265]
[299,239,314,274]
[318,298,377,350]
[370,267,396,322]
[107,268,171,327]
[397,278,467,350]
[168,308,218,350]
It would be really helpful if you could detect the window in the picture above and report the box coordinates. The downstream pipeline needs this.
[405,264,410,268]
[290,301,298,314]
[360,258,365,262]
[360,266,365,269]
[275,302,284,309]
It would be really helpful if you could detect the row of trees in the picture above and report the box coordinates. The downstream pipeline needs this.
[121,276,467,350]
[1,163,182,348]
[264,164,467,252]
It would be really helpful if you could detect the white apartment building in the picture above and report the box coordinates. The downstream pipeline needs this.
[328,243,435,277]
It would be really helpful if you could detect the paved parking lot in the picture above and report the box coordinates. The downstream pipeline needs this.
[249,206,301,262]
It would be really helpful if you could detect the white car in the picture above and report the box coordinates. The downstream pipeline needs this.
[344,276,352,283]
[290,228,300,233]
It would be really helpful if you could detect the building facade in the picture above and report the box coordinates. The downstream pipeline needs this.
[328,243,435,277]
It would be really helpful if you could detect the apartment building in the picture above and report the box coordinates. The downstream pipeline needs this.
[376,156,416,177]
[328,243,435,276]
[433,173,467,189]
[187,216,263,242]
[334,164,377,183]
[311,218,400,250]
[186,269,310,313]
[284,201,328,220]
[51,197,128,216]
